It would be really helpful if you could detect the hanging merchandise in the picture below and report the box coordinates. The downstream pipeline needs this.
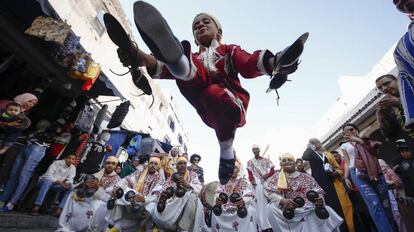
[106,101,130,129]
[66,53,91,80]
[93,104,108,134]
[24,16,71,45]
[47,132,72,158]
[139,136,155,156]
[126,134,142,156]
[80,61,101,91]
[51,34,81,62]
[77,132,111,178]
[72,133,91,166]
[74,104,96,133]
[104,131,128,156]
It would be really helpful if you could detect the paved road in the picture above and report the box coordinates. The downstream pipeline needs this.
[7,229,55,232]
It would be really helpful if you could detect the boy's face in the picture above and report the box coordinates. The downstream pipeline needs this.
[400,149,413,159]
[6,105,21,116]
[65,155,76,166]
[376,76,399,97]
[193,14,221,47]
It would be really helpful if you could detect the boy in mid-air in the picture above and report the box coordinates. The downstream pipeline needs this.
[116,1,308,184]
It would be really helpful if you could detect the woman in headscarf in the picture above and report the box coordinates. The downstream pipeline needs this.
[0,93,38,130]
[0,93,38,191]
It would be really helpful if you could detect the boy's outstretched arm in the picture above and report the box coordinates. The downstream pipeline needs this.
[117,46,158,76]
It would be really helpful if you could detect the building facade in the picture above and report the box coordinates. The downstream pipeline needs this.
[316,45,407,164]
[47,0,190,152]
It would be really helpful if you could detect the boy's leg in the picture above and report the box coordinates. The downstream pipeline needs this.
[33,179,53,207]
[133,1,191,81]
[200,84,247,184]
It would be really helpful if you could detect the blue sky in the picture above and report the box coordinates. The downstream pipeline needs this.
[120,0,408,181]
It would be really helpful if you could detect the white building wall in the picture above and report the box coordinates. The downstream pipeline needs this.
[48,0,190,151]
[316,45,398,141]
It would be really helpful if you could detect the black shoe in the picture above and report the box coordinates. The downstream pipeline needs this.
[133,1,183,64]
[103,13,152,96]
[219,158,235,185]
[103,13,133,51]
[273,32,309,76]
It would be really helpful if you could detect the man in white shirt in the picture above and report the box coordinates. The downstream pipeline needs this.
[57,156,121,232]
[30,154,76,216]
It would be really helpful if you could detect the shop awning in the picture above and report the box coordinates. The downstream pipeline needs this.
[89,72,125,99]
[0,1,125,100]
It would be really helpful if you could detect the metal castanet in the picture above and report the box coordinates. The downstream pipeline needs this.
[306,190,330,219]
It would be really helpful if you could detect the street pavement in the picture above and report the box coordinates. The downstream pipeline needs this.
[7,229,55,232]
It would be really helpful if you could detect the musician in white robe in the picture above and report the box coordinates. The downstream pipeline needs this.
[246,144,274,231]
[264,153,343,232]
[153,156,208,231]
[57,156,120,232]
[107,155,164,232]
[211,159,256,232]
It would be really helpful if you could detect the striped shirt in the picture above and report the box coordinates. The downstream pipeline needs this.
[394,22,414,126]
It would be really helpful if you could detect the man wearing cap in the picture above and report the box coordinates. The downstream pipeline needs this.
[264,153,343,232]
[57,156,120,232]
[188,154,205,185]
[211,160,256,232]
[107,155,164,232]
[393,139,414,231]
[153,156,208,231]
[246,144,274,231]
[117,1,307,185]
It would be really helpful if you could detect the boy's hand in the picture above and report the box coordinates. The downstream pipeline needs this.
[7,121,22,128]
[280,199,297,209]
[314,197,324,207]
[377,96,399,111]
[117,48,138,67]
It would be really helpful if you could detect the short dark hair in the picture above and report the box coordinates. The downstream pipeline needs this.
[375,74,397,83]
[342,123,360,133]
[190,154,201,162]
[331,150,339,155]
[66,154,76,158]
[6,102,22,109]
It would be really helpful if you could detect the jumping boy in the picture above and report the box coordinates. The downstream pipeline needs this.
[115,1,308,184]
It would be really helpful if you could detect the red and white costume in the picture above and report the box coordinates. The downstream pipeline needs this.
[154,39,272,141]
